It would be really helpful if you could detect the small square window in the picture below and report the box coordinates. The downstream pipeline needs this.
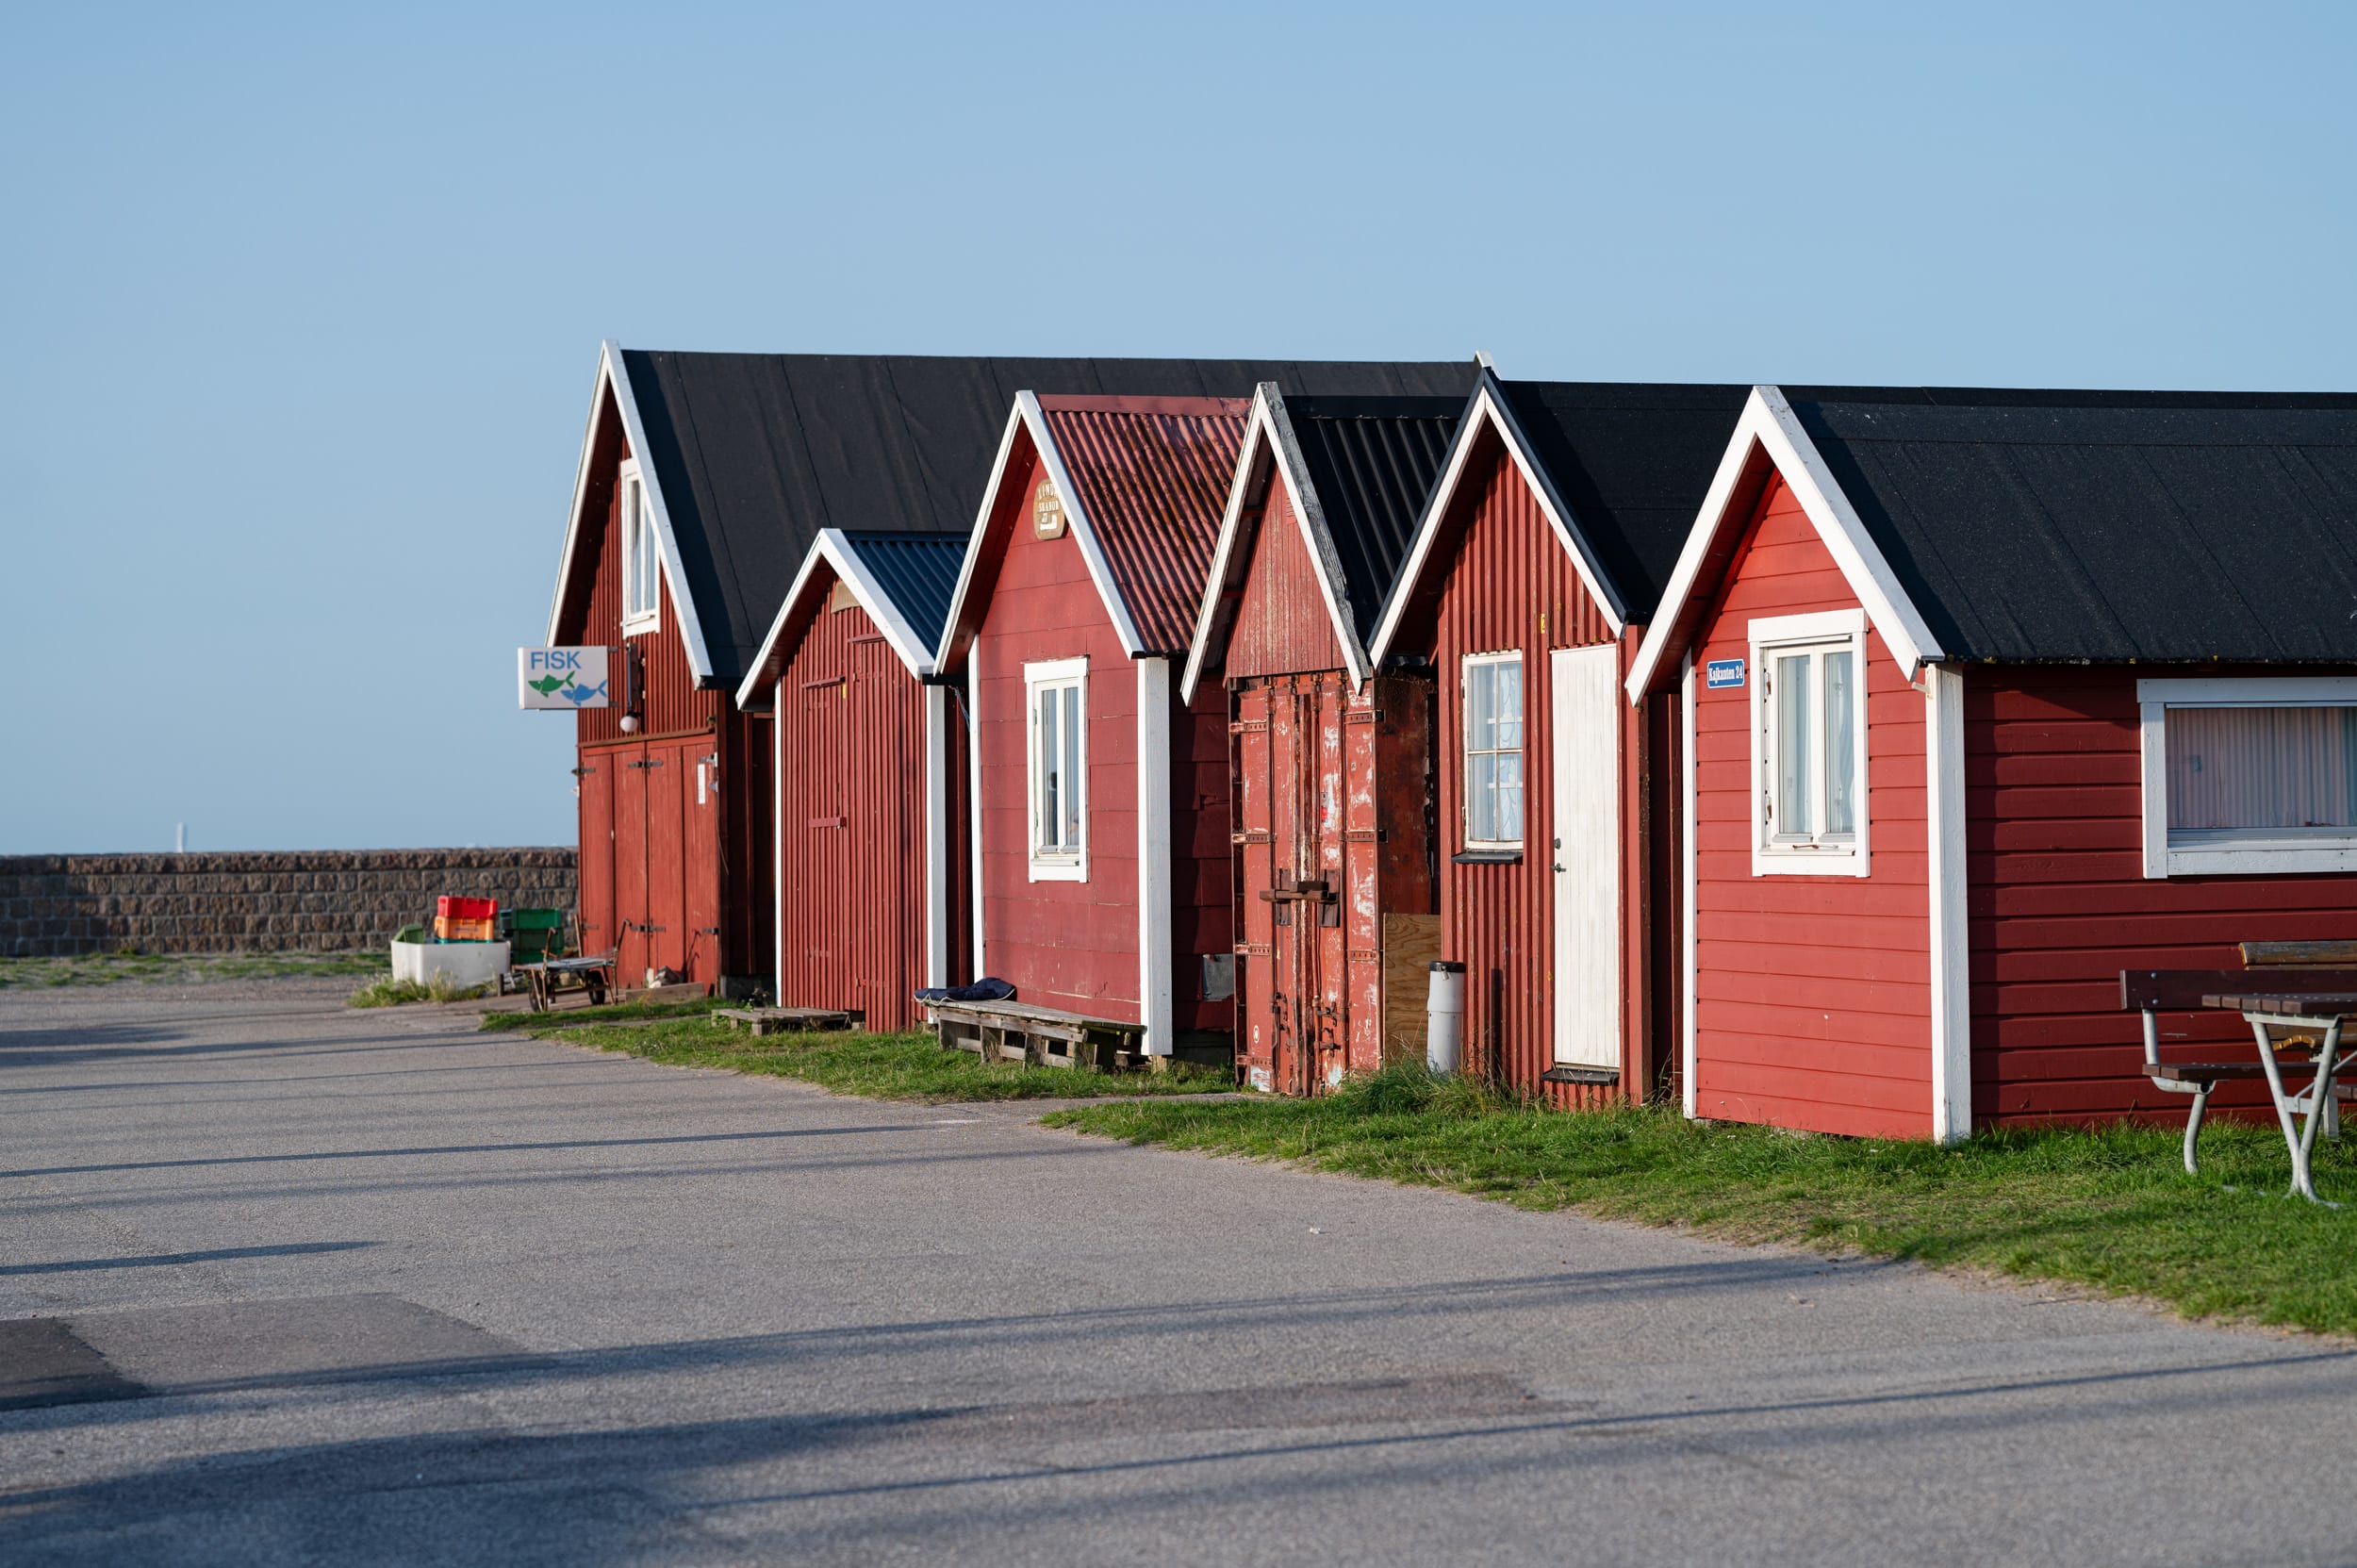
[1749,611,1870,876]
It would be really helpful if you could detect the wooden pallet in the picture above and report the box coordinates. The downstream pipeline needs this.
[714,1005,864,1036]
[926,999,1147,1071]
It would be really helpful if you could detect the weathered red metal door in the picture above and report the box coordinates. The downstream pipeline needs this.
[577,751,615,958]
[613,743,649,982]
[1268,683,1312,1095]
[1233,688,1277,1091]
[1308,674,1349,1090]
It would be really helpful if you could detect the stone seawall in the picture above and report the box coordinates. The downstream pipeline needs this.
[0,849,578,956]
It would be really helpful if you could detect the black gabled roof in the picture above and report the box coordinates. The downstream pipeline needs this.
[1284,396,1463,634]
[837,531,967,654]
[1493,379,1753,621]
[1782,389,2357,663]
[618,350,1479,685]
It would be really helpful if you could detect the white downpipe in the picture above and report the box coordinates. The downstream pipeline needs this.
[967,652,985,980]
[1680,655,1699,1120]
[1926,664,1970,1143]
[924,684,950,989]
[1137,657,1176,1056]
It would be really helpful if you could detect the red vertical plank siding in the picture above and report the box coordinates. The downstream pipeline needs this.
[1969,664,2357,1126]
[974,451,1147,1020]
[770,567,961,1032]
[1174,673,1236,1037]
[1228,487,1347,680]
[561,406,756,986]
[1422,447,1624,1109]
[1689,476,1932,1138]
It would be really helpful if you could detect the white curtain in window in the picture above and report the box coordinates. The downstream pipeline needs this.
[1823,650,1855,834]
[2167,705,2357,832]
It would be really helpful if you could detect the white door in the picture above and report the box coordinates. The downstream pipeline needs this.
[1551,645,1621,1069]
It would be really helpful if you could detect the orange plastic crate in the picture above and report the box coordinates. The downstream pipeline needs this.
[433,916,498,943]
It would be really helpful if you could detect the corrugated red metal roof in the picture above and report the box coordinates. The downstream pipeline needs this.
[1038,396,1249,653]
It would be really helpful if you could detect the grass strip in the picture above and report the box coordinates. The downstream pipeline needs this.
[349,973,490,1008]
[487,1001,1233,1102]
[1,950,389,989]
[1043,1065,2357,1335]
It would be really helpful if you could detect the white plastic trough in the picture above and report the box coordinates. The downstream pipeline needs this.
[389,940,509,990]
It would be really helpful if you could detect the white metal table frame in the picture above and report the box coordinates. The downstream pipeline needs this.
[2230,1006,2347,1204]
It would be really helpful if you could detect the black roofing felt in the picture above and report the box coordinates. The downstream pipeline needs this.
[1784,391,2357,662]
[837,531,969,653]
[1493,379,1753,621]
[1284,397,1464,635]
[618,351,1478,685]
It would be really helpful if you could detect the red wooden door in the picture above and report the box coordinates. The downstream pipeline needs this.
[684,742,721,984]
[1234,688,1277,1090]
[647,741,687,979]
[613,743,650,982]
[577,751,615,957]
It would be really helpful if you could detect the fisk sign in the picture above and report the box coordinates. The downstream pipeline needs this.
[518,647,611,709]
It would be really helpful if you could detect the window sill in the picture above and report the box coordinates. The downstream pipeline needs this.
[1541,1065,1620,1086]
[2151,842,2357,879]
[1028,857,1087,883]
[621,615,661,638]
[1452,850,1523,866]
[1750,848,1868,879]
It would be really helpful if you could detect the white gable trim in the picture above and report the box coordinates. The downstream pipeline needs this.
[733,529,936,709]
[934,393,1149,668]
[544,340,717,684]
[1624,386,1942,703]
[1180,386,1372,703]
[1365,380,1626,668]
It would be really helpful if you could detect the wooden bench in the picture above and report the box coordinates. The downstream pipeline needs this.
[925,999,1148,1072]
[2120,966,2357,1174]
[714,1006,863,1036]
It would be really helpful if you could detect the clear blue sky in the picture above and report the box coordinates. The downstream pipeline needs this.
[5,3,2351,852]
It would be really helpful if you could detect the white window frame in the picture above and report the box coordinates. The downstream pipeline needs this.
[1461,649,1525,850]
[2139,676,2357,878]
[1025,656,1089,883]
[1750,609,1871,877]
[618,459,661,636]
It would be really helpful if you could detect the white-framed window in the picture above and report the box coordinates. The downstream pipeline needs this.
[2139,677,2357,878]
[1025,657,1088,882]
[619,459,661,635]
[1750,609,1870,877]
[1462,651,1525,850]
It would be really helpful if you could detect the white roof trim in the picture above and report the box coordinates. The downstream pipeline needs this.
[733,529,937,709]
[933,402,1030,670]
[1365,380,1626,668]
[934,392,1149,667]
[543,340,717,684]
[1623,386,1942,702]
[1178,387,1373,703]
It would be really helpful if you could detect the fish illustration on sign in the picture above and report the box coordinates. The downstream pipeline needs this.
[561,680,609,705]
[528,672,571,696]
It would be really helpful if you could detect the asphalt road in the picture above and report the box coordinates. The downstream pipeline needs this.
[4,980,2354,1566]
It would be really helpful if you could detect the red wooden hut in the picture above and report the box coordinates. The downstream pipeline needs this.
[546,344,1470,998]
[1364,372,1750,1104]
[934,394,1251,1058]
[1625,385,2357,1139]
[734,530,970,1031]
[1181,385,1463,1093]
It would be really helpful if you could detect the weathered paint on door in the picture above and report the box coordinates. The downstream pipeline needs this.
[1232,672,1436,1095]
[646,746,686,980]
[577,754,614,955]
[1551,644,1621,1069]
[683,742,721,984]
